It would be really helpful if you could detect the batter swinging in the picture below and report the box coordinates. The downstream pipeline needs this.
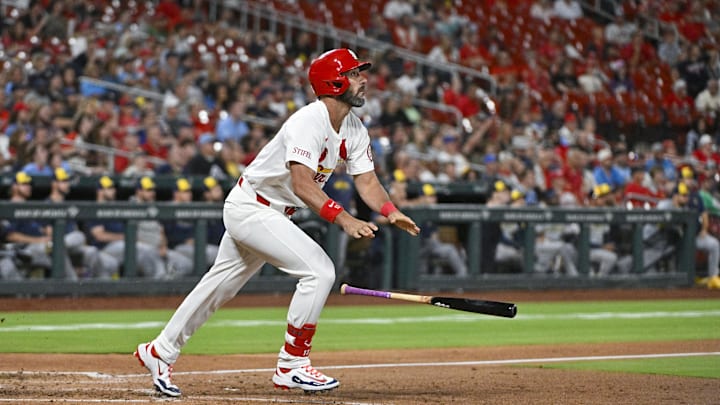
[134,48,421,396]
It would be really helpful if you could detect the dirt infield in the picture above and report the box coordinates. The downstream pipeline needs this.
[1,288,718,404]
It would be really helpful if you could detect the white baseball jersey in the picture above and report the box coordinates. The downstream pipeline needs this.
[239,100,375,208]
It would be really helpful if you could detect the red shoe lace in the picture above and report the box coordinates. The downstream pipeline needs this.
[302,365,324,378]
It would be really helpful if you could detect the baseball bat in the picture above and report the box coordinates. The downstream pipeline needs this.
[340,284,517,318]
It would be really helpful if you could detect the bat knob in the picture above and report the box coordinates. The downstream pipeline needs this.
[340,284,348,295]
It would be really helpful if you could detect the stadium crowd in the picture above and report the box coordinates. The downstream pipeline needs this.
[1,0,720,287]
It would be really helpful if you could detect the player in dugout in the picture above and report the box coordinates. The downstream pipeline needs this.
[133,48,421,397]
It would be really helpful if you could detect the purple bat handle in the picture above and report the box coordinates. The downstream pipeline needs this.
[342,285,391,299]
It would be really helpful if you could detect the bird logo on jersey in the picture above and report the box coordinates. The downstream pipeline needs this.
[315,139,349,183]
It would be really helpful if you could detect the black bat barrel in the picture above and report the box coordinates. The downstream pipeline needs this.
[430,297,517,318]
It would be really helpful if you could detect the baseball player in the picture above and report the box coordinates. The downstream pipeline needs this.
[4,171,74,279]
[134,48,420,397]
[45,168,118,279]
[165,177,220,268]
[85,176,167,278]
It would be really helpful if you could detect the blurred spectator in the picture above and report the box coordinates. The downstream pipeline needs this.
[563,147,592,204]
[624,166,659,209]
[587,184,619,276]
[383,0,414,20]
[645,165,670,201]
[45,168,118,279]
[663,79,695,129]
[186,133,223,176]
[217,139,246,180]
[535,192,580,276]
[437,132,470,179]
[458,29,490,70]
[677,2,711,44]
[62,113,95,170]
[657,29,683,67]
[399,94,421,126]
[553,0,583,20]
[619,32,657,72]
[122,151,155,178]
[604,12,637,46]
[378,97,413,128]
[165,178,218,269]
[611,142,632,185]
[21,143,53,176]
[645,142,678,182]
[435,5,467,39]
[577,54,609,94]
[608,62,635,95]
[530,0,556,23]
[142,123,171,164]
[695,79,720,124]
[521,52,553,96]
[699,175,720,216]
[558,111,580,147]
[427,35,458,65]
[585,26,609,60]
[395,61,423,96]
[594,148,625,189]
[551,59,580,95]
[678,44,710,99]
[516,167,541,206]
[655,183,719,288]
[490,181,525,272]
[155,139,195,175]
[692,134,720,167]
[131,176,193,279]
[85,176,159,279]
[392,14,420,52]
[216,100,250,143]
[365,13,394,43]
[200,176,227,247]
[114,132,143,174]
[3,172,53,278]
[388,174,467,277]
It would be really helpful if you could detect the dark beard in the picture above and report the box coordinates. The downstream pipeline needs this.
[339,89,365,107]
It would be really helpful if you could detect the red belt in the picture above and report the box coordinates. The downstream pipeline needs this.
[238,177,297,216]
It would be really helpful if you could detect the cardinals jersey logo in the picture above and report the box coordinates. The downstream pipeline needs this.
[317,147,332,174]
[340,139,347,161]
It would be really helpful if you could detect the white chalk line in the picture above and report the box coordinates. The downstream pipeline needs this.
[2,351,718,380]
[2,310,719,332]
[2,352,718,404]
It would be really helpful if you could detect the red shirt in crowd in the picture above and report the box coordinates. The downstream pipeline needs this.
[624,180,660,208]
[692,148,720,167]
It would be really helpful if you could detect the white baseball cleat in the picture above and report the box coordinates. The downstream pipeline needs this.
[272,364,340,392]
[133,343,181,397]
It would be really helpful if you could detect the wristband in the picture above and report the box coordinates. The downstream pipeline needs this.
[320,199,344,223]
[380,201,398,217]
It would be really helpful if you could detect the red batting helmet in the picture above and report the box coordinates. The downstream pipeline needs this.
[308,49,371,97]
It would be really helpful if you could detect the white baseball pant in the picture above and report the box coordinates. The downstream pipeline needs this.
[152,185,335,368]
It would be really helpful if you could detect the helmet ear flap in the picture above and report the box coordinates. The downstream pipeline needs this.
[327,76,350,95]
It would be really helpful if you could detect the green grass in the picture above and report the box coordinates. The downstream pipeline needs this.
[1,298,718,379]
[541,356,720,378]
[0,299,718,355]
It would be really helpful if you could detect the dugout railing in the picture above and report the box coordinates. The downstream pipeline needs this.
[0,202,697,297]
